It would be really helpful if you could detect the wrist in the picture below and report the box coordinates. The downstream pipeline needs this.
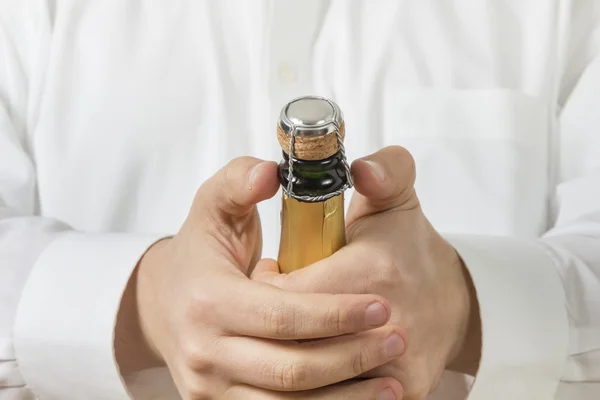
[115,238,170,374]
[447,253,482,376]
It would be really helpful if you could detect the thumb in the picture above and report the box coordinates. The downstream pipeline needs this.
[348,146,419,221]
[192,157,279,219]
[249,258,287,286]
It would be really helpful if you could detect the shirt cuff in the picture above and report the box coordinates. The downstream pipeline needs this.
[445,235,569,400]
[13,232,166,400]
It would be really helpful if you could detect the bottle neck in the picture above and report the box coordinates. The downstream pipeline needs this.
[278,151,349,199]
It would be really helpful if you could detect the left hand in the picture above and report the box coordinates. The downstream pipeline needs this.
[253,146,481,400]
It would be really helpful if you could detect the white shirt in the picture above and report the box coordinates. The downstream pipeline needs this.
[1,0,599,399]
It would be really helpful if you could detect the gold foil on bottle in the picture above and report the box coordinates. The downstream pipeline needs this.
[278,194,346,274]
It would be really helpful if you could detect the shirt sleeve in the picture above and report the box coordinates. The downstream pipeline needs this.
[0,2,165,399]
[446,4,600,399]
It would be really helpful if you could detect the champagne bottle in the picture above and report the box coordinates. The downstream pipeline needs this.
[276,96,353,273]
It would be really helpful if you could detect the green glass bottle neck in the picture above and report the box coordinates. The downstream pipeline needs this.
[278,151,349,198]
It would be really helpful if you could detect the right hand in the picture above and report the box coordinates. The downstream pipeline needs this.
[118,157,406,400]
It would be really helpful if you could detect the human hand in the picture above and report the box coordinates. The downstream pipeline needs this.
[116,157,406,400]
[254,147,482,400]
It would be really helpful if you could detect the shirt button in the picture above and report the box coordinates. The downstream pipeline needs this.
[277,62,298,83]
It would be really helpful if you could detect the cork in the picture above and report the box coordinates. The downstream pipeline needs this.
[276,122,346,161]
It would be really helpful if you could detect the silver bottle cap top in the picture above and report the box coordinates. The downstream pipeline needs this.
[278,95,344,137]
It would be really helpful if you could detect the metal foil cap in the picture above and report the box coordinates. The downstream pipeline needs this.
[278,95,344,138]
[276,95,346,161]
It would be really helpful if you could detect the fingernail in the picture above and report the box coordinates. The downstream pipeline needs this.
[248,162,264,189]
[384,333,405,358]
[377,388,396,400]
[365,160,386,182]
[365,302,389,327]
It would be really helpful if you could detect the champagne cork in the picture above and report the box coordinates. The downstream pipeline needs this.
[276,96,346,161]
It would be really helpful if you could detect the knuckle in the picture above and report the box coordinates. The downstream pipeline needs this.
[181,340,215,373]
[189,392,212,400]
[202,156,257,218]
[262,301,297,338]
[273,360,308,390]
[407,385,430,400]
[221,167,243,209]
[192,181,210,206]
[226,156,255,171]
[205,213,240,256]
[387,145,415,170]
[384,146,417,206]
[403,361,432,400]
[350,344,372,376]
[221,385,249,400]
[372,255,399,290]
[187,292,219,323]
[326,303,348,333]
[181,376,213,400]
[187,389,212,400]
[223,156,256,188]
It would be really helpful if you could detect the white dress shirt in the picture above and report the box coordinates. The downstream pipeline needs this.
[1,0,599,399]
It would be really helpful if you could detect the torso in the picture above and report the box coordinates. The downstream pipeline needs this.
[28,2,569,397]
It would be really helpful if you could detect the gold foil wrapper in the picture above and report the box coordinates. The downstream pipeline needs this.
[278,193,346,273]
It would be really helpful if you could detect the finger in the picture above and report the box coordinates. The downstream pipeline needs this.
[225,378,403,399]
[193,157,279,218]
[218,280,391,339]
[348,146,419,222]
[360,361,431,400]
[256,246,368,295]
[220,326,406,391]
[250,257,287,286]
